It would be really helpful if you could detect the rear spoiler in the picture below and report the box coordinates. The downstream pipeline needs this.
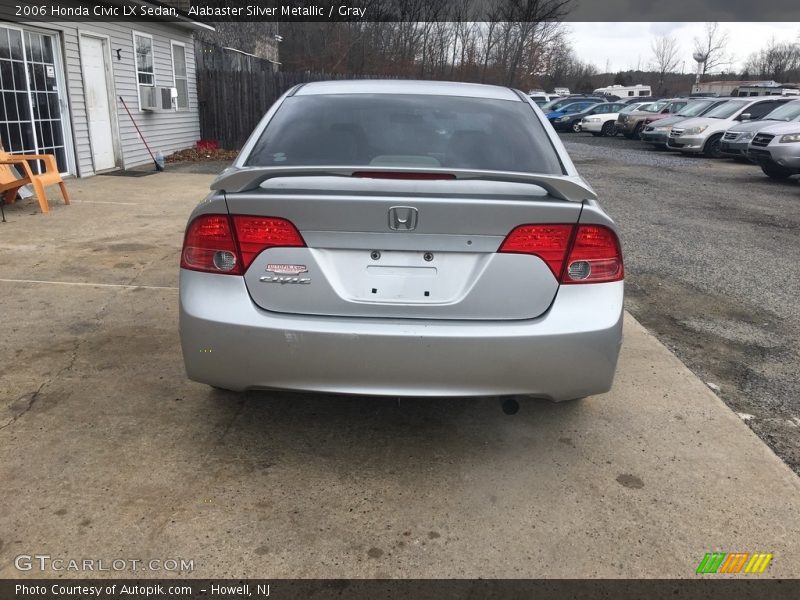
[210,166,596,202]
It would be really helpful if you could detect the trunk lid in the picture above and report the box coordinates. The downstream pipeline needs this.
[223,173,589,320]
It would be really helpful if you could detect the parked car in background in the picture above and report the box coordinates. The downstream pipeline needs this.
[582,102,653,137]
[617,98,688,139]
[572,102,628,137]
[545,101,600,124]
[614,101,653,135]
[541,96,609,112]
[622,96,660,105]
[746,121,800,179]
[641,98,730,147]
[553,87,571,96]
[179,80,624,401]
[554,102,627,133]
[667,97,794,158]
[719,99,800,159]
[529,92,558,106]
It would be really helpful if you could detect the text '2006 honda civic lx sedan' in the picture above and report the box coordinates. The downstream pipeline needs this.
[179,80,624,401]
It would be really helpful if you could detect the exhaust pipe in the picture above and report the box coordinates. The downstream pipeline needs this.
[501,397,520,415]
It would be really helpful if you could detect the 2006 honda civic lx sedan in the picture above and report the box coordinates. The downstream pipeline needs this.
[179,80,624,401]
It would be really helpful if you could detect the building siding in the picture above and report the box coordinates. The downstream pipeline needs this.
[8,18,201,176]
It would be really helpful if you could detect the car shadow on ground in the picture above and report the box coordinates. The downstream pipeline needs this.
[734,174,800,187]
[199,388,587,468]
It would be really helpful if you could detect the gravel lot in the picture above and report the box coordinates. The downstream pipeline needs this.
[562,132,800,474]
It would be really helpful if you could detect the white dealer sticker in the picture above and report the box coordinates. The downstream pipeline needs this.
[266,264,308,275]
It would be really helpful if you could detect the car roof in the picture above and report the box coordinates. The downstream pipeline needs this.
[294,79,521,101]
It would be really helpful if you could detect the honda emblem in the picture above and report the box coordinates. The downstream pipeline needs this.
[388,206,418,231]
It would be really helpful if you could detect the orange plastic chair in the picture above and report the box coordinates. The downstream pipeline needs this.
[0,147,70,214]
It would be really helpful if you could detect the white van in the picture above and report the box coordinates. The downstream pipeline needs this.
[528,92,558,106]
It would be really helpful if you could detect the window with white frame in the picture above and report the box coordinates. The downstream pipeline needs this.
[171,42,188,110]
[133,32,154,109]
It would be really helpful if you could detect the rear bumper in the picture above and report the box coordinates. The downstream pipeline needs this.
[179,271,624,400]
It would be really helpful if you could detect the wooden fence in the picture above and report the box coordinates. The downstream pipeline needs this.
[195,42,399,150]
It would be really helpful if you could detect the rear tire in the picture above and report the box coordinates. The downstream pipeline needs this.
[571,120,581,133]
[703,134,723,158]
[761,163,792,179]
[600,121,615,137]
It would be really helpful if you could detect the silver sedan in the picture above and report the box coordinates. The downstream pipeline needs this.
[179,80,624,401]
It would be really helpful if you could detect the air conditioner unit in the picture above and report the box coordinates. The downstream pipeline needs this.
[139,86,178,111]
[159,86,177,110]
[140,86,158,111]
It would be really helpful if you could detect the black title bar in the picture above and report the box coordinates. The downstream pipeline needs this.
[2,0,800,23]
[3,579,800,600]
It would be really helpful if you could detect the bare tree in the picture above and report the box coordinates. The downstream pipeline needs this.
[744,38,800,82]
[216,0,585,86]
[651,34,681,87]
[693,22,731,76]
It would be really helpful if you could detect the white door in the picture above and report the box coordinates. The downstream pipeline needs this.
[80,35,116,171]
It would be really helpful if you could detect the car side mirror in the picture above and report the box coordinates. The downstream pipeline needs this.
[739,113,751,121]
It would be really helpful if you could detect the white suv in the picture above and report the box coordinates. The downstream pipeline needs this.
[529,93,558,107]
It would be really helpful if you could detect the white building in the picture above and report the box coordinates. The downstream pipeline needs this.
[1,1,211,177]
[692,80,799,97]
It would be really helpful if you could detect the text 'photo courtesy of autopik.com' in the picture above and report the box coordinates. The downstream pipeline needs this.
[0,0,799,599]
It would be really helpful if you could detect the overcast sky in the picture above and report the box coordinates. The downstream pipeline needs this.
[568,22,799,74]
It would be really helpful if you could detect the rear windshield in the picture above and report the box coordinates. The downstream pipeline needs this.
[246,94,564,174]
[704,100,748,118]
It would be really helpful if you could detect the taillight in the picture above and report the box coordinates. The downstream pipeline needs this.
[562,224,623,284]
[498,224,573,278]
[498,223,623,284]
[181,214,242,275]
[181,214,305,275]
[232,215,305,270]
